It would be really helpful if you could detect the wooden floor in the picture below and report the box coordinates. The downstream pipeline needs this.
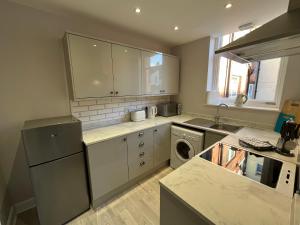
[16,166,173,225]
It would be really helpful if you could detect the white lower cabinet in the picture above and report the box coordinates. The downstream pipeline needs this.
[86,136,128,202]
[127,128,154,180]
[153,124,171,166]
[86,124,171,206]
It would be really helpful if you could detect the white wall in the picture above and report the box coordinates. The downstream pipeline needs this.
[0,0,170,207]
[256,58,281,102]
[172,37,300,128]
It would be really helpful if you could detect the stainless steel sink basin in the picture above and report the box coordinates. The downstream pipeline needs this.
[209,123,242,133]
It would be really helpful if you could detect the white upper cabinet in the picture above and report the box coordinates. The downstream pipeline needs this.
[162,55,179,94]
[66,34,114,99]
[112,44,142,96]
[65,33,179,99]
[142,51,179,95]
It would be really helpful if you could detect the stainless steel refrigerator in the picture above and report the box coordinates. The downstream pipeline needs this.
[22,116,90,225]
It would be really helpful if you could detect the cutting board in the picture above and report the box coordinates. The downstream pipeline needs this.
[274,100,300,132]
[282,100,300,123]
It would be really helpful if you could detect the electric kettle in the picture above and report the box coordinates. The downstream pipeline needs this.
[147,106,157,119]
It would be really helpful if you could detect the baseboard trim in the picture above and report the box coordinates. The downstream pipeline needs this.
[6,206,16,225]
[14,198,35,214]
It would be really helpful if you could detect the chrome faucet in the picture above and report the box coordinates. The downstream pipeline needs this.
[215,103,229,125]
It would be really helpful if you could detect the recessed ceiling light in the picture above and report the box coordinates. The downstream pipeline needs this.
[225,3,232,9]
[135,7,141,14]
[93,44,97,47]
[174,26,179,31]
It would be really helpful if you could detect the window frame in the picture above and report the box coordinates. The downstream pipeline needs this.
[207,36,288,111]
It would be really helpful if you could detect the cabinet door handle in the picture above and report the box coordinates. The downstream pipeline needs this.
[139,152,145,157]
[138,132,144,137]
[115,91,119,95]
[123,137,127,142]
[50,134,57,138]
[139,142,144,147]
[110,91,114,95]
[140,161,145,167]
[154,129,158,132]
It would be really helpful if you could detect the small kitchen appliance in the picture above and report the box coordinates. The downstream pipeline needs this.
[276,120,300,157]
[157,102,178,117]
[200,142,296,197]
[130,110,146,122]
[147,106,157,119]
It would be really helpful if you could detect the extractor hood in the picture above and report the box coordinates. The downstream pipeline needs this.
[215,0,300,63]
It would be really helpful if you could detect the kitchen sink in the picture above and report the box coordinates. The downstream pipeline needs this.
[209,123,242,133]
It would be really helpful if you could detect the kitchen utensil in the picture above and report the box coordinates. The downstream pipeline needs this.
[234,94,248,106]
[147,106,157,119]
[275,120,299,157]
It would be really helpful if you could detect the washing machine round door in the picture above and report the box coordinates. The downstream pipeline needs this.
[175,139,195,162]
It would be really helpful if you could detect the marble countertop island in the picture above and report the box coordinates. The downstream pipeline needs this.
[160,156,294,225]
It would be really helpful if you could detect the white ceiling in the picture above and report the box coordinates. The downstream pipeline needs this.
[10,0,289,46]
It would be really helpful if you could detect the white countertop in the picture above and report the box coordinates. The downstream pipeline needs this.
[160,157,293,225]
[83,114,300,225]
[83,114,299,165]
[82,114,194,145]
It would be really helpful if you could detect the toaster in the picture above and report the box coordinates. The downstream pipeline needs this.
[130,110,146,122]
[157,103,178,117]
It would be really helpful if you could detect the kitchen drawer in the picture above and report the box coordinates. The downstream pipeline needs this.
[127,128,154,164]
[128,155,154,180]
[127,128,154,179]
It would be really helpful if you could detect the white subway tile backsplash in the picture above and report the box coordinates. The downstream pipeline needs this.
[98,108,113,114]
[97,98,111,104]
[72,106,89,113]
[113,107,125,112]
[70,96,171,128]
[78,116,90,122]
[105,103,119,108]
[111,97,125,103]
[79,100,97,106]
[106,112,120,118]
[80,110,97,117]
[89,105,105,110]
[90,114,106,121]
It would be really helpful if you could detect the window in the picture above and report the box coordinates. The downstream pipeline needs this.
[207,29,288,110]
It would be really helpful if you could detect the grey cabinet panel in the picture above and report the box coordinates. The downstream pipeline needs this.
[154,124,171,166]
[87,136,129,201]
[112,44,142,96]
[204,131,227,149]
[30,152,89,225]
[160,187,212,225]
[127,129,154,179]
[66,34,114,99]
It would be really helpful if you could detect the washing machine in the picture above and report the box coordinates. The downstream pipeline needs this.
[170,125,204,169]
